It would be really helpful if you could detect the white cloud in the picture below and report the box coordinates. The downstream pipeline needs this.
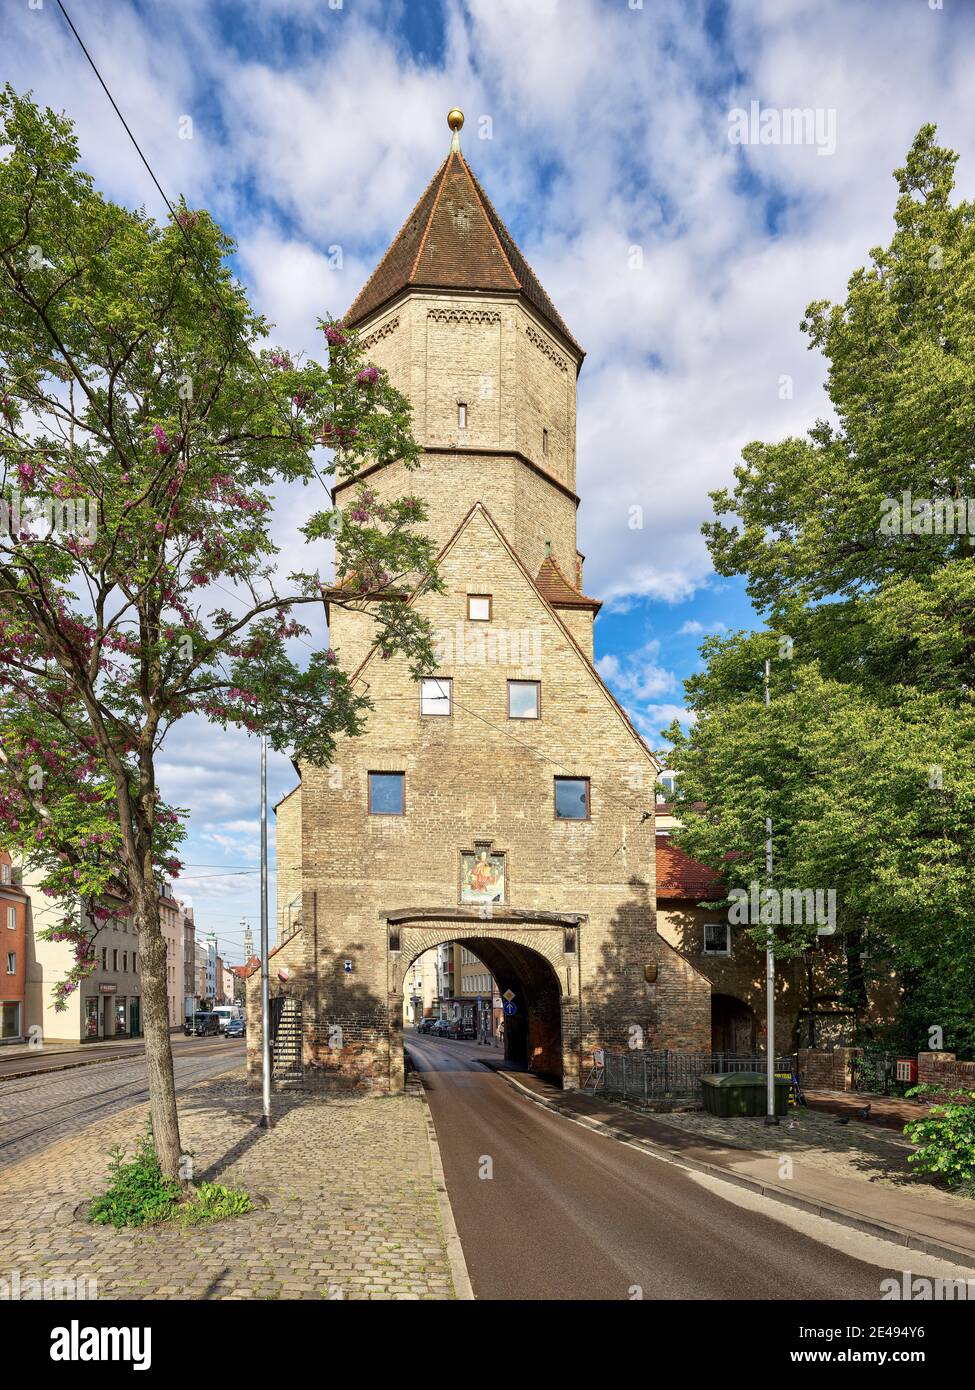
[6,0,973,933]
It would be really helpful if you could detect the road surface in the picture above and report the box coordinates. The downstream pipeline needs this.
[0,1038,245,1169]
[407,1032,928,1301]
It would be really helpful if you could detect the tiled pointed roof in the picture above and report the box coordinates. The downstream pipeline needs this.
[534,554,601,614]
[344,151,582,357]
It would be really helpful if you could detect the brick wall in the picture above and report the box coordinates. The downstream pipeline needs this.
[917,1051,975,1095]
[798,1047,860,1091]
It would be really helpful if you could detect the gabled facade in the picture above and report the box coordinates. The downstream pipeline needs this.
[254,113,712,1091]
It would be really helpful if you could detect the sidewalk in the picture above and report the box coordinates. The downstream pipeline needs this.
[0,1068,460,1300]
[494,1069,975,1269]
[803,1089,932,1130]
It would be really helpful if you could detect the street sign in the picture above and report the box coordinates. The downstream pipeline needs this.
[503,1000,517,1016]
[502,989,515,1002]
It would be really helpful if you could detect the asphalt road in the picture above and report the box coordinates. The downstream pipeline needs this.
[406,1032,917,1301]
[0,1038,245,1169]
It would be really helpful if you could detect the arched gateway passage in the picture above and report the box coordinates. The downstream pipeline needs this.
[386,910,583,1092]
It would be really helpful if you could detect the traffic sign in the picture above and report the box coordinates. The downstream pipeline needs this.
[503,1000,517,1016]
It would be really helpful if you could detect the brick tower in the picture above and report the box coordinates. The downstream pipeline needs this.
[253,112,713,1094]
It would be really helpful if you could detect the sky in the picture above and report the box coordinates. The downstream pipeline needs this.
[3,0,975,959]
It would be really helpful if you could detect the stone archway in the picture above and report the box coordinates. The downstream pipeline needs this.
[386,909,584,1092]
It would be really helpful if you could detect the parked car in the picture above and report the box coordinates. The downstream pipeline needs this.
[185,1012,220,1037]
[430,1019,451,1036]
[225,1017,246,1038]
[416,1017,438,1034]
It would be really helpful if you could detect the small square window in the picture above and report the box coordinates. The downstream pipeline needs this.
[703,923,731,955]
[555,777,590,820]
[369,771,405,816]
[458,402,468,429]
[468,594,491,622]
[508,680,540,719]
[420,677,452,717]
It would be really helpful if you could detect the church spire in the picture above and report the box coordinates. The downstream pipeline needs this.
[343,110,582,358]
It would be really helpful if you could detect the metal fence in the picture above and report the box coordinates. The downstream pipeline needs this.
[583,1050,798,1100]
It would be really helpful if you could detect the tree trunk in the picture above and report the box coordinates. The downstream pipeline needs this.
[134,881,183,1179]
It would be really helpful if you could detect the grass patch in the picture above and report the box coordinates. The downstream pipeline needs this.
[89,1127,252,1229]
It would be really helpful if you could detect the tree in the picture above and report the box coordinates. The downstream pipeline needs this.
[667,126,975,1054]
[0,87,441,1176]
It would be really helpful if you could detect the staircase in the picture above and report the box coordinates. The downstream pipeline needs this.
[270,996,303,1086]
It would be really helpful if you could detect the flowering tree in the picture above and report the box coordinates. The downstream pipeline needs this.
[0,87,441,1177]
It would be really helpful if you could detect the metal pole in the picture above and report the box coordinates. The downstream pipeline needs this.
[764,659,778,1126]
[259,735,272,1128]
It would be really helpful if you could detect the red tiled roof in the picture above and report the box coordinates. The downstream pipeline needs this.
[344,151,582,357]
[534,554,601,613]
[655,833,725,901]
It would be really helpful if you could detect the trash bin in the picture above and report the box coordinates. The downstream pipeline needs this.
[700,1071,790,1117]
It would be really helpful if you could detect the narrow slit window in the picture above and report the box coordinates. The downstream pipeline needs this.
[458,402,468,429]
[542,427,549,454]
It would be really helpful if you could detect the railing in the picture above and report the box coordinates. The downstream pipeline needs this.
[583,1050,798,1100]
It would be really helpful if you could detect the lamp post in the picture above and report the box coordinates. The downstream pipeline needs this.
[259,735,272,1129]
[764,658,778,1126]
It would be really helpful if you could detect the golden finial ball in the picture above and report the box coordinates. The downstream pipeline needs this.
[447,108,465,133]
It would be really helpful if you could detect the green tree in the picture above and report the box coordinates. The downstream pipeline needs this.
[667,126,975,1054]
[0,87,441,1176]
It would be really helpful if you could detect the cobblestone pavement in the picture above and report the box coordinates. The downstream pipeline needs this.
[0,1042,244,1169]
[0,1069,455,1300]
[644,1105,974,1211]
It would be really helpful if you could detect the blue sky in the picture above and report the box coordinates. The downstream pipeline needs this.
[4,0,975,958]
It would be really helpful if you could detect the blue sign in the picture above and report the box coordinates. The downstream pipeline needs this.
[503,1000,517,1016]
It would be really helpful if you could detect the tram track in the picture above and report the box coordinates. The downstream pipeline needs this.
[0,1044,244,1167]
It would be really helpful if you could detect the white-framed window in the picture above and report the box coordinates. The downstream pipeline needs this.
[457,402,468,430]
[0,863,10,884]
[6,951,15,974]
[703,923,731,956]
[420,677,452,717]
[657,769,678,801]
[467,594,491,622]
[6,907,15,930]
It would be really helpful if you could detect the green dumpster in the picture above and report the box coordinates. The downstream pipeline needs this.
[700,1071,790,1117]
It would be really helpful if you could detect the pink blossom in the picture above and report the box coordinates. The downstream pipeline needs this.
[356,367,379,386]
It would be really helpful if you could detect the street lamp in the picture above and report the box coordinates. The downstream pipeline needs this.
[259,735,271,1129]
[764,658,778,1127]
